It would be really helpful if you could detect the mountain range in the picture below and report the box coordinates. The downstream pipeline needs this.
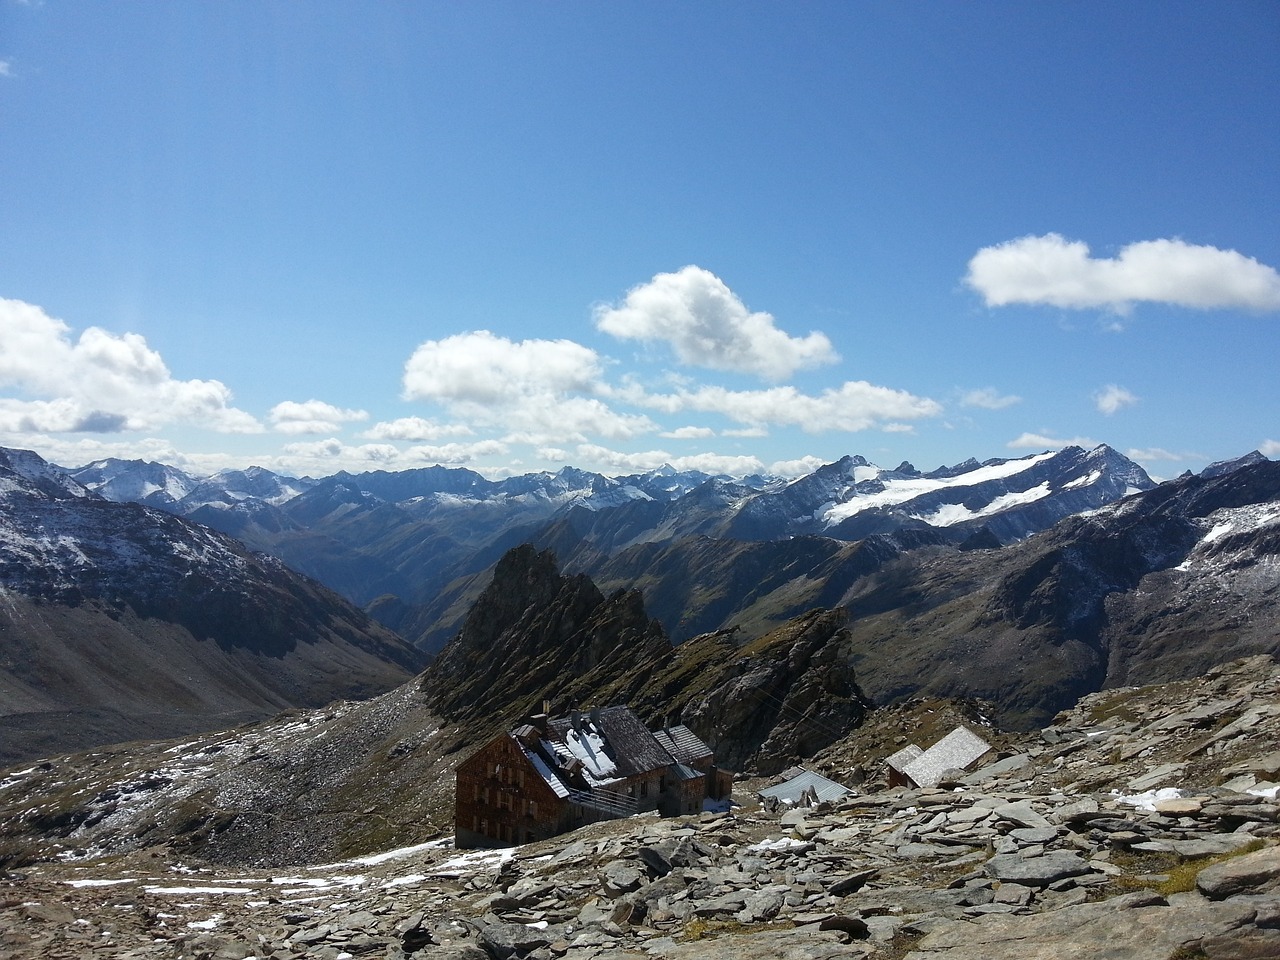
[3,442,1276,767]
[64,444,1157,650]
[0,447,425,766]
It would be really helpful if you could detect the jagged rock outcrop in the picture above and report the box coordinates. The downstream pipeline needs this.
[419,546,871,777]
[422,545,672,725]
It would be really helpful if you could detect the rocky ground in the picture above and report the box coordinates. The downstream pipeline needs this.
[2,654,1279,960]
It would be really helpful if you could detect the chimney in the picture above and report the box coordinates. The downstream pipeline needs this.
[570,709,582,733]
[589,706,603,728]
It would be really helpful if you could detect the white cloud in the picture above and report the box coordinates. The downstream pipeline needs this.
[269,399,368,435]
[594,265,838,380]
[1127,447,1199,462]
[403,330,604,405]
[401,331,654,444]
[574,442,766,477]
[1095,384,1138,416]
[966,234,1280,313]
[1008,431,1098,450]
[629,380,942,433]
[0,60,13,78]
[769,455,827,477]
[0,298,262,434]
[1261,440,1280,457]
[363,417,474,442]
[660,425,715,440]
[960,387,1021,410]
[404,440,508,464]
[723,426,769,438]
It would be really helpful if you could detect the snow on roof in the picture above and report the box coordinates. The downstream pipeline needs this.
[521,744,570,798]
[900,726,992,789]
[563,724,619,781]
[757,768,851,805]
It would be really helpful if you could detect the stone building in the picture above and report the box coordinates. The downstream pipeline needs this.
[455,705,732,848]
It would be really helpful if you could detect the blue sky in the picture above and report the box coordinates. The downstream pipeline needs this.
[2,1,1277,480]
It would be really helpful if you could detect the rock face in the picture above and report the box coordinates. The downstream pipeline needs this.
[0,447,425,765]
[1,653,1277,960]
[421,545,871,776]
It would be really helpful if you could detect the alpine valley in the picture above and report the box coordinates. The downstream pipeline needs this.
[1,442,1279,959]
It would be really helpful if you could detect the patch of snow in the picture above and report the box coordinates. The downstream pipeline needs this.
[746,836,811,853]
[381,874,428,888]
[563,723,619,782]
[1248,784,1280,800]
[1064,470,1102,490]
[1114,787,1183,811]
[432,848,514,874]
[143,886,256,895]
[821,451,1058,526]
[914,482,1053,527]
[62,878,136,888]
[344,839,449,866]
[186,913,224,930]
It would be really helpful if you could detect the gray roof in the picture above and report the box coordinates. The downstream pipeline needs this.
[547,706,676,779]
[884,743,924,773]
[653,725,713,765]
[899,726,991,789]
[757,768,851,805]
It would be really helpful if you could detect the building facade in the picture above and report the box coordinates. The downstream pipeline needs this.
[455,705,731,848]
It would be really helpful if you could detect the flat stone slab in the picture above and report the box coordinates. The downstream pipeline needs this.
[904,891,1259,960]
[1196,844,1280,899]
[983,851,1092,887]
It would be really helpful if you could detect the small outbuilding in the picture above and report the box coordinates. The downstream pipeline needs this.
[757,767,852,807]
[884,725,992,790]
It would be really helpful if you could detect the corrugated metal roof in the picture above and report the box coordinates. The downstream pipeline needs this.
[900,726,991,789]
[672,763,703,782]
[757,769,851,804]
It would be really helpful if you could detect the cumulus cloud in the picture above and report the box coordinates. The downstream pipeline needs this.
[1095,384,1138,416]
[362,417,474,442]
[660,425,715,440]
[628,380,942,433]
[1261,440,1280,457]
[594,265,838,380]
[401,331,654,444]
[966,234,1280,313]
[269,399,368,435]
[769,455,828,477]
[1127,447,1200,462]
[960,387,1021,410]
[403,330,604,405]
[1008,431,1098,450]
[574,443,766,477]
[0,298,261,434]
[0,60,13,78]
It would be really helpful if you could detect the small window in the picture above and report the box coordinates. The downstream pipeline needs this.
[528,800,538,817]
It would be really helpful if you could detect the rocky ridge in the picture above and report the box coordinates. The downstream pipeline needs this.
[2,655,1277,960]
[0,447,424,765]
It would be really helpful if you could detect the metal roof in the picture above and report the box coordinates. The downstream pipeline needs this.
[757,768,851,805]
